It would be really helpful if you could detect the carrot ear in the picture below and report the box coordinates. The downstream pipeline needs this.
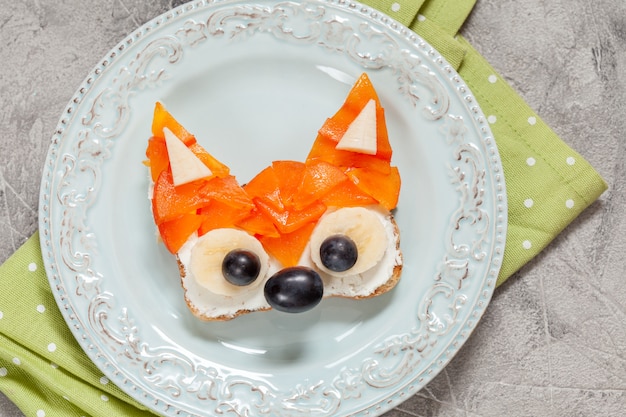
[306,72,400,210]
[307,73,393,169]
[147,103,249,253]
[152,101,196,145]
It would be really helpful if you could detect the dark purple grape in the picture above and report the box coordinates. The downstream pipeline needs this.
[222,249,261,286]
[320,234,358,272]
[264,267,324,313]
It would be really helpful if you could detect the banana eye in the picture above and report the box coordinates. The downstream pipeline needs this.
[310,207,388,277]
[189,228,270,296]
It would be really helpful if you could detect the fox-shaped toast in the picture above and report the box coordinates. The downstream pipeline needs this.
[145,73,402,321]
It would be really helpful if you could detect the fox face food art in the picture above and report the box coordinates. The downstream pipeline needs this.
[145,73,402,321]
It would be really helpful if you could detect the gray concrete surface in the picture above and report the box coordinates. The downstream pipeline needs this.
[1,0,625,416]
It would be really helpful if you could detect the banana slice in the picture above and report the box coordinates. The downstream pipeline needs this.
[309,207,388,277]
[335,99,377,155]
[189,228,270,296]
[163,127,213,186]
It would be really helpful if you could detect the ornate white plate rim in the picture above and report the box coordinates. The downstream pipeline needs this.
[38,1,507,416]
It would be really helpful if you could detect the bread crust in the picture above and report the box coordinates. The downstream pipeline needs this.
[176,211,402,321]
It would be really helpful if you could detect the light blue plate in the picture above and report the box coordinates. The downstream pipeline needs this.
[39,1,507,416]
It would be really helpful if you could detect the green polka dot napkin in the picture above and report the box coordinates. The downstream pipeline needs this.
[0,0,607,416]
[387,0,608,281]
[0,234,157,417]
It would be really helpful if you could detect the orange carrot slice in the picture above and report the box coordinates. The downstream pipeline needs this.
[199,176,254,210]
[145,136,169,182]
[290,160,348,209]
[152,170,211,225]
[320,178,378,208]
[188,142,230,178]
[271,160,306,205]
[151,102,196,145]
[307,134,391,174]
[259,222,316,267]
[346,166,401,211]
[198,200,253,236]
[158,213,204,254]
[244,166,283,211]
[236,207,281,238]
[254,198,327,235]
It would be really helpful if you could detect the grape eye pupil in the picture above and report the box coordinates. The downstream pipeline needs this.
[320,235,358,272]
[222,249,261,286]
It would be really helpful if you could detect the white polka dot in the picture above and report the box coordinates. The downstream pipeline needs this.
[48,343,57,353]
[63,395,70,401]
[526,157,536,166]
[28,262,38,272]
[487,115,497,124]
[100,376,109,385]
[417,14,426,22]
[37,304,46,313]
[522,240,532,250]
[37,410,46,417]
[12,357,21,365]
[524,199,534,208]
[101,394,109,402]
[50,362,59,369]
[488,74,497,84]
[0,368,7,377]
[390,2,401,12]
[0,311,3,319]
[566,199,575,209]
[566,156,576,165]
[528,116,537,125]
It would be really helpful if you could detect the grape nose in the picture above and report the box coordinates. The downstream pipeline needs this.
[263,266,324,313]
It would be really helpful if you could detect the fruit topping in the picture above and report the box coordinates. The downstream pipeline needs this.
[318,178,377,208]
[198,200,252,236]
[187,142,230,178]
[164,127,214,186]
[346,166,401,211]
[258,222,316,268]
[310,207,387,277]
[152,101,196,145]
[190,228,269,296]
[319,235,358,273]
[263,266,324,313]
[146,135,169,182]
[335,99,377,155]
[152,170,211,225]
[158,213,204,254]
[253,197,326,235]
[288,160,348,210]
[222,249,261,286]
[307,73,393,173]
